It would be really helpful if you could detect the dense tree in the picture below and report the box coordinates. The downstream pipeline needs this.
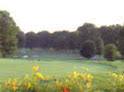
[99,25,120,45]
[77,23,104,54]
[0,10,124,60]
[37,31,52,48]
[95,37,104,55]
[80,40,96,58]
[0,11,19,57]
[77,23,99,48]
[14,22,123,56]
[118,27,124,56]
[104,44,118,61]
[66,32,79,49]
[52,31,70,50]
[17,31,25,48]
[25,32,37,49]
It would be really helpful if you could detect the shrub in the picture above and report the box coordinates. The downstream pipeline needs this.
[80,40,96,58]
[104,44,118,61]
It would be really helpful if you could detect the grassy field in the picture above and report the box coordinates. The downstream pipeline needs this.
[0,55,124,83]
[0,53,124,92]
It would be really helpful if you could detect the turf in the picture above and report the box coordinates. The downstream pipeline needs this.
[0,56,124,83]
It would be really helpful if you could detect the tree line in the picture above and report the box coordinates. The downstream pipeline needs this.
[17,23,124,56]
[0,10,124,58]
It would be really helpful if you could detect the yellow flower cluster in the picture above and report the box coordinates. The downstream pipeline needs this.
[68,71,80,79]
[32,65,39,72]
[4,77,33,91]
[35,72,44,80]
[22,81,32,90]
[69,71,93,81]
[112,73,124,81]
[2,65,46,92]
[32,65,45,80]
[4,79,18,91]
[2,65,95,92]
[80,73,93,82]
[68,71,93,89]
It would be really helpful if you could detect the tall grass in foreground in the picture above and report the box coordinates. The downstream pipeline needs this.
[1,65,124,92]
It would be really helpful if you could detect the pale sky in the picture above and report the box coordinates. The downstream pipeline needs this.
[0,0,124,33]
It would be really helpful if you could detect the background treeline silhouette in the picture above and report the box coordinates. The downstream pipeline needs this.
[1,10,124,58]
[17,23,124,56]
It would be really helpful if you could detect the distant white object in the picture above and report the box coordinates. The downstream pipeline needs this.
[91,55,104,60]
[23,55,29,58]
[79,56,86,59]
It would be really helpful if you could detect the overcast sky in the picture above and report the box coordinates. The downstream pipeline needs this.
[0,0,124,33]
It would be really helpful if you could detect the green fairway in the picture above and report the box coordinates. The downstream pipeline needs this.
[0,57,124,83]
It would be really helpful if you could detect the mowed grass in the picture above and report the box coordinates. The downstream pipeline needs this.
[0,55,124,83]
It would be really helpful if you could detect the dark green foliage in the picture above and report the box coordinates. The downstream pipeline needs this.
[0,11,19,57]
[104,44,117,61]
[118,27,124,56]
[52,31,72,50]
[99,25,120,45]
[0,12,120,57]
[77,23,100,48]
[95,37,104,55]
[25,32,37,49]
[37,31,52,48]
[17,23,122,54]
[17,31,25,48]
[80,40,96,58]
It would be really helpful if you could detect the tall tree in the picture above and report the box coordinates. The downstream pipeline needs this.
[25,32,37,49]
[37,31,52,48]
[77,23,102,53]
[0,11,19,57]
[17,31,25,48]
[99,25,120,45]
[80,40,96,58]
[118,26,124,56]
[52,31,70,50]
[95,37,104,55]
[104,44,118,61]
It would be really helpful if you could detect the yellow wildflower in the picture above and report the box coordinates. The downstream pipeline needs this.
[24,82,32,89]
[70,71,80,79]
[119,75,124,81]
[87,74,93,81]
[32,65,40,72]
[11,79,18,91]
[112,73,118,78]
[35,72,44,80]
